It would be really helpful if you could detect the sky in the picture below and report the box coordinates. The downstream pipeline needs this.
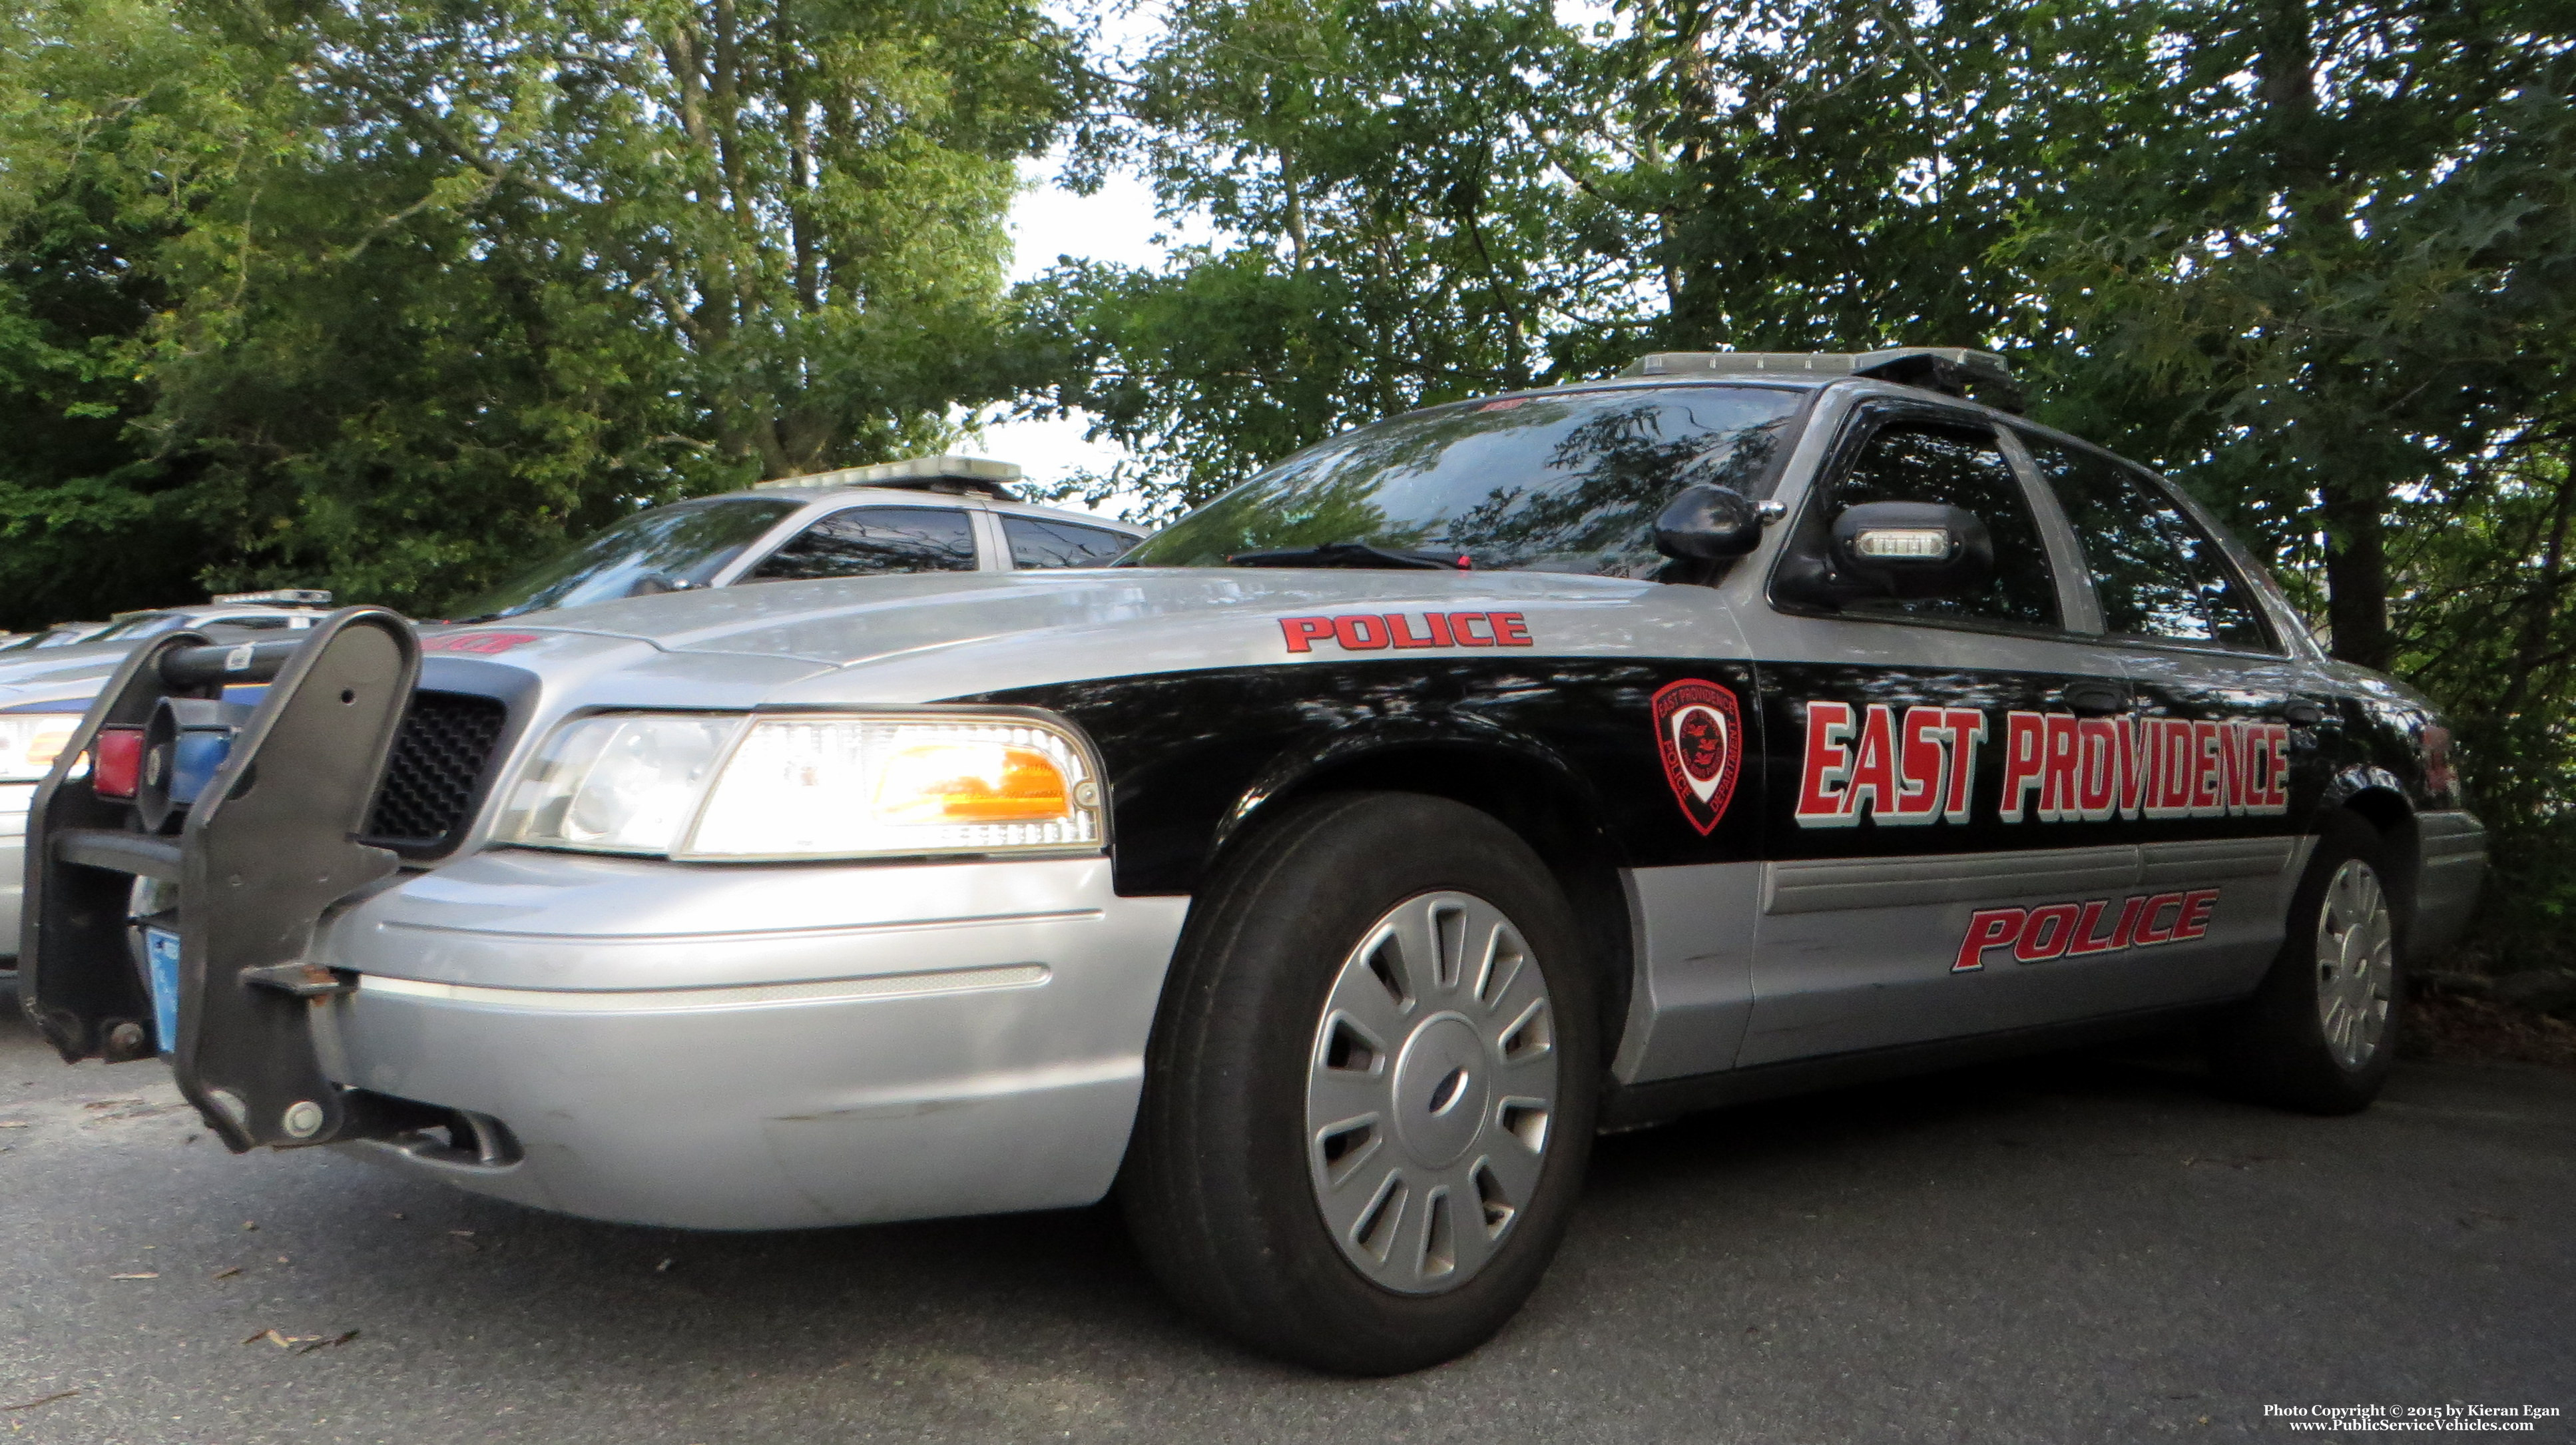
[957,158,1182,514]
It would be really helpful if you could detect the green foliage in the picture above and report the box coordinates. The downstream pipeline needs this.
[0,0,1076,621]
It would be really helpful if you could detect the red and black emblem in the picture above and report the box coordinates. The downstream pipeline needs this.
[1651,678,1742,835]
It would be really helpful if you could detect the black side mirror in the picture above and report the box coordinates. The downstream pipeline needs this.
[1653,484,1766,561]
[1776,501,1994,607]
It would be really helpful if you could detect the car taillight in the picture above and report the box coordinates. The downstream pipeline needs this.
[94,726,144,799]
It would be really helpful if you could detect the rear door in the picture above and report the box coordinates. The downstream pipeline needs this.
[1736,399,2140,1065]
[997,513,1140,569]
[2017,435,2321,1005]
[737,503,987,582]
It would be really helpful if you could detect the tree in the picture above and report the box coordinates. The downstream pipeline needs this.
[0,0,1079,623]
[1015,0,1635,518]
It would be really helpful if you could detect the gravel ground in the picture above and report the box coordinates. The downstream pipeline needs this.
[1,990,2569,1445]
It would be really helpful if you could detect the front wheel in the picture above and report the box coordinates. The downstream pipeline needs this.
[2208,812,2405,1114]
[1121,792,1600,1374]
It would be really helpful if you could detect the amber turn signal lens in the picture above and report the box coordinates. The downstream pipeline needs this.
[873,742,1070,824]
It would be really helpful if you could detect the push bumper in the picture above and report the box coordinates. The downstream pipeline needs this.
[316,850,1189,1229]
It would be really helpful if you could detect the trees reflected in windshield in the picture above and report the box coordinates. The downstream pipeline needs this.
[1125,386,1800,577]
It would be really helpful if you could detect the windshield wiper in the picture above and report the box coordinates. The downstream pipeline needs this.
[1224,541,1469,571]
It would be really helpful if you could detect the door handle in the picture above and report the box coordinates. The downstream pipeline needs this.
[2057,680,2128,717]
[2281,700,2326,726]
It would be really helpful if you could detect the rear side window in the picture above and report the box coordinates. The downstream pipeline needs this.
[2023,440,2271,649]
[1002,515,1135,569]
[746,507,979,581]
[1822,420,2059,627]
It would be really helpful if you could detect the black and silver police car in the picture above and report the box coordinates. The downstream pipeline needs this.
[19,348,2485,1375]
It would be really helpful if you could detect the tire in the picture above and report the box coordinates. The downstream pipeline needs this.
[2208,812,2407,1115]
[1120,792,1601,1375]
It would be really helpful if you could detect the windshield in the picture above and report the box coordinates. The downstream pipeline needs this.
[1123,385,1804,577]
[454,497,802,620]
[85,614,190,644]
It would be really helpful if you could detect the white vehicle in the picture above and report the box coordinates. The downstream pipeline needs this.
[21,354,2481,1374]
[444,457,1145,622]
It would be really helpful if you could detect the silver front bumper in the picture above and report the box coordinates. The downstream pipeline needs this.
[312,848,1190,1230]
[1,782,30,963]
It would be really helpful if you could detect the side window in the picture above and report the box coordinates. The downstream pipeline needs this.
[2023,441,2271,649]
[1001,515,1135,569]
[745,507,979,582]
[1825,420,2059,627]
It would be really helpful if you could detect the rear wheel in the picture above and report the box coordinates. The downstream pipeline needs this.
[1121,792,1599,1374]
[2209,812,2404,1114]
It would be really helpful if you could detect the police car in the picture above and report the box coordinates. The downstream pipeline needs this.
[441,455,1145,623]
[18,350,2485,1375]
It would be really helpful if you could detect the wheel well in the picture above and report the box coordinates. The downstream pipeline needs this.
[1237,746,1635,1060]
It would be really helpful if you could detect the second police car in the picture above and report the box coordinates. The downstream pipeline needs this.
[19,348,2485,1375]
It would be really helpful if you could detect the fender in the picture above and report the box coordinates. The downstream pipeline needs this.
[1213,711,1625,866]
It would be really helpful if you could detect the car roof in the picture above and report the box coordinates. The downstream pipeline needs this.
[698,483,1147,537]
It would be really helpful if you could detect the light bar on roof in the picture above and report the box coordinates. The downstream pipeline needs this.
[754,455,1024,495]
[211,589,334,606]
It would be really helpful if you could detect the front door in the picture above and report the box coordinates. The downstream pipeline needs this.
[1736,402,2140,1066]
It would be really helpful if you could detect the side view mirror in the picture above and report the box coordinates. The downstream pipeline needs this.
[626,573,699,599]
[1653,484,1766,561]
[1776,501,1994,607]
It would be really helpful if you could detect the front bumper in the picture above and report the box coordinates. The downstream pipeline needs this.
[314,849,1188,1230]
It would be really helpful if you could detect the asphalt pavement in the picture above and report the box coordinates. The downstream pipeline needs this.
[1,986,2568,1445]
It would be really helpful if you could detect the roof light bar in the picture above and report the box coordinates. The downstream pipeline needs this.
[210,589,335,607]
[1622,348,2023,412]
[754,454,1025,498]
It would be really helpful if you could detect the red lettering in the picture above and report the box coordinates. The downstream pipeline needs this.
[1385,613,1437,649]
[1449,613,1495,647]
[2133,892,2187,946]
[1892,707,1947,822]
[1281,617,1334,653]
[1427,613,1454,647]
[2220,721,2249,814]
[1845,704,1899,821]
[2191,721,2224,815]
[2266,723,2293,809]
[1941,708,1987,822]
[1957,908,2025,972]
[2040,714,2082,821]
[1796,702,1856,826]
[2000,711,2047,822]
[1334,615,1388,650]
[1491,611,1533,646]
[2117,715,2151,819]
[2176,888,2219,940]
[2156,721,2195,815]
[2077,717,2119,820]
[2111,894,2147,949]
[2015,902,2082,962]
[2065,898,2121,955]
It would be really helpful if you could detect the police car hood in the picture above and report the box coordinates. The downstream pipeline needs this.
[477,567,1690,703]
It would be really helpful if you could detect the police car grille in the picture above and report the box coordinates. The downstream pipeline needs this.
[364,690,509,849]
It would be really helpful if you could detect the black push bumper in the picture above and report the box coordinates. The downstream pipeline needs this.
[17,608,419,1151]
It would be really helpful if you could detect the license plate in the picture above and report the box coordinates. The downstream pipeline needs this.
[143,927,182,1055]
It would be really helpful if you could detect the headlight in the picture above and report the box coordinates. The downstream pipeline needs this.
[0,714,81,783]
[501,714,742,854]
[501,711,1105,861]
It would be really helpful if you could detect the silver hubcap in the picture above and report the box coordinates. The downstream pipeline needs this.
[1305,890,1557,1295]
[2315,859,2396,1070]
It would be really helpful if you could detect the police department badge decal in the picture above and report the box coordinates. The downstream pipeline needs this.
[1652,679,1742,835]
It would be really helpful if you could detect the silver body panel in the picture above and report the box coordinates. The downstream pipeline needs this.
[0,782,27,956]
[313,852,1188,1229]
